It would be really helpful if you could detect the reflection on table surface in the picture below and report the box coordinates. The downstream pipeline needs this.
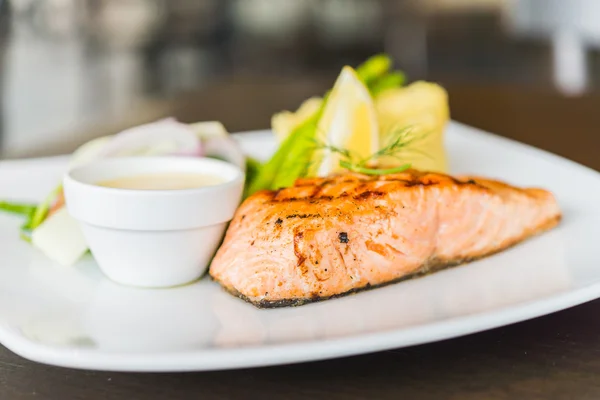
[3,0,600,160]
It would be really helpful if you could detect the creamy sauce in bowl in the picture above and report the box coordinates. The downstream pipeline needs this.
[97,172,225,190]
[64,156,244,288]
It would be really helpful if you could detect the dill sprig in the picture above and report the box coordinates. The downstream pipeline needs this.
[339,161,412,175]
[313,125,431,176]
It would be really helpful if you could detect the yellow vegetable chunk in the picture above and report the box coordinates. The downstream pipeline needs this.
[375,81,449,173]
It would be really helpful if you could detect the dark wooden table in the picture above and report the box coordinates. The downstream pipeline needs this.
[3,81,600,400]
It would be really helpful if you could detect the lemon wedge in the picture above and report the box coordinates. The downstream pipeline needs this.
[310,66,379,176]
[375,81,449,173]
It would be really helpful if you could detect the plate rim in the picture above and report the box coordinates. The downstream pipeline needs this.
[0,282,599,372]
[1,120,599,372]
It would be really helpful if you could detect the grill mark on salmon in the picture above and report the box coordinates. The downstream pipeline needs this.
[286,213,321,219]
[293,229,306,270]
[210,170,562,308]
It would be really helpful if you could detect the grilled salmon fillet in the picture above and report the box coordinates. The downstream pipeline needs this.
[210,170,561,308]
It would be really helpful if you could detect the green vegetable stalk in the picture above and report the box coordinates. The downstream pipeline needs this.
[0,199,45,243]
[0,201,37,217]
[25,185,62,231]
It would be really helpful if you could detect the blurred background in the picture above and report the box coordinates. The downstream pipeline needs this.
[1,0,600,162]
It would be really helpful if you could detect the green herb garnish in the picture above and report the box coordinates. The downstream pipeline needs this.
[313,126,430,176]
[339,161,411,175]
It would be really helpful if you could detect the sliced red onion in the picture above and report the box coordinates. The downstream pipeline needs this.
[97,118,203,158]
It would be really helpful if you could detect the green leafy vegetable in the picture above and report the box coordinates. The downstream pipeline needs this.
[245,107,323,196]
[245,54,407,197]
[355,53,392,87]
[269,107,325,190]
[369,71,406,97]
[246,115,316,194]
[243,156,264,198]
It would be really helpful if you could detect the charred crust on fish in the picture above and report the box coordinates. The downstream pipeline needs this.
[338,232,349,243]
[354,190,385,200]
[403,180,438,188]
[286,213,321,219]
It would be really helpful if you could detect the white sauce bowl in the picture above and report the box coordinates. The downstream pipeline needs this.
[63,157,244,288]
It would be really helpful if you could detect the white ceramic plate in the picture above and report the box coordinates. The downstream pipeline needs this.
[0,121,599,372]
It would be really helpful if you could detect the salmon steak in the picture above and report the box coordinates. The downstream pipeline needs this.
[209,170,561,308]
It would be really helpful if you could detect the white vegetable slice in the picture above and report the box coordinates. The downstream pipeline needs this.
[69,136,113,169]
[202,136,246,169]
[189,121,229,139]
[97,118,202,158]
[190,121,246,169]
[31,208,88,266]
